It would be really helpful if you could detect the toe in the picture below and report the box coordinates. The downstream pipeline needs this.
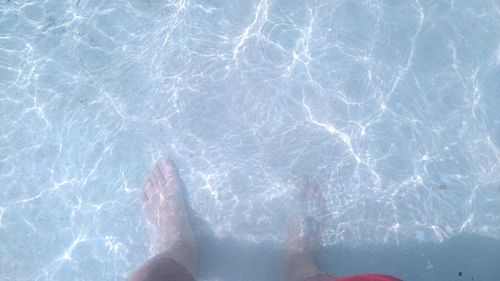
[158,159,178,178]
[143,179,154,202]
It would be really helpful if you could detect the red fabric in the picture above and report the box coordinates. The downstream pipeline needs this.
[307,273,402,281]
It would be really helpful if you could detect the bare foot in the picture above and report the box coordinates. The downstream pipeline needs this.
[285,178,327,253]
[283,178,328,281]
[129,159,198,281]
[142,159,195,253]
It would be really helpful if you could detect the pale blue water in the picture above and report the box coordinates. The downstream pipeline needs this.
[1,0,500,280]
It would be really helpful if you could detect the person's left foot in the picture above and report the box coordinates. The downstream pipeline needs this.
[142,159,194,252]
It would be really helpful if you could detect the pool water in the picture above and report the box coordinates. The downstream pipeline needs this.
[1,0,499,280]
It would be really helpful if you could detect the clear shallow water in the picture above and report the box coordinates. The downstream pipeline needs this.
[1,0,500,280]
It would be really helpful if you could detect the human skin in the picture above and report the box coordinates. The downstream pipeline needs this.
[128,159,198,281]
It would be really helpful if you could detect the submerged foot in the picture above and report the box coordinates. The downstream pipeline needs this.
[142,159,194,253]
[130,159,198,281]
[283,178,329,281]
[285,178,327,253]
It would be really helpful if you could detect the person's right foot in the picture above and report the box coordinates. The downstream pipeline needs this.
[285,178,327,253]
[283,178,329,281]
